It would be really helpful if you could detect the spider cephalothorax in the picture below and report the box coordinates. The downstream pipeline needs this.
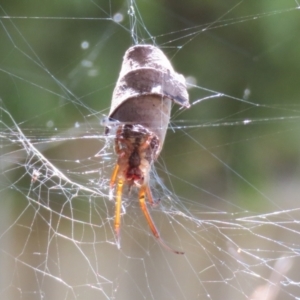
[115,124,159,188]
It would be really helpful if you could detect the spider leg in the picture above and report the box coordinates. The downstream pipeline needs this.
[139,186,184,255]
[145,185,160,207]
[114,179,124,249]
[139,134,153,150]
[109,163,119,200]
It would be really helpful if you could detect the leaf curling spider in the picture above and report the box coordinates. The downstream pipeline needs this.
[109,124,184,255]
[107,44,189,254]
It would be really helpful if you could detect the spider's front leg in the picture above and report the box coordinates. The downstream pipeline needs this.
[109,127,125,200]
[139,185,184,255]
[114,178,124,248]
[110,127,129,246]
[109,163,119,200]
[109,162,123,247]
[145,185,160,207]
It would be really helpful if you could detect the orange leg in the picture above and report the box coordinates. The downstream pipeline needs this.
[114,179,123,248]
[139,185,160,239]
[109,163,119,200]
[145,185,160,207]
[139,134,153,150]
[139,186,184,255]
[110,163,119,189]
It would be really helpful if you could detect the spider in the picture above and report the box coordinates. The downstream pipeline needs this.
[109,123,184,254]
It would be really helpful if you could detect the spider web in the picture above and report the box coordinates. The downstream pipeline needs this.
[1,0,300,299]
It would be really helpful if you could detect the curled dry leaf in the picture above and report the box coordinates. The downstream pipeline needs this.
[107,44,189,151]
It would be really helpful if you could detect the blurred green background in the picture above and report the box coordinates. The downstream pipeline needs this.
[1,1,300,203]
[1,1,300,299]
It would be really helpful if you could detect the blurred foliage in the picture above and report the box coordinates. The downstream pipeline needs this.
[1,0,300,211]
